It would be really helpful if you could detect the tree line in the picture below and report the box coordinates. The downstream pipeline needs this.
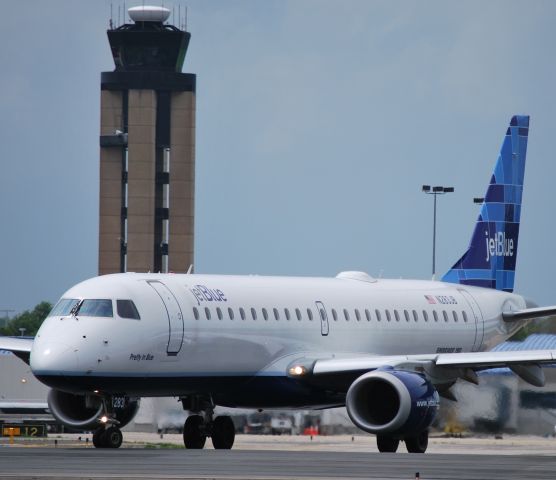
[0,302,52,336]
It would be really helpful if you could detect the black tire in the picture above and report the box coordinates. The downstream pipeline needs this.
[104,426,123,448]
[376,435,399,453]
[92,428,105,448]
[405,430,428,453]
[183,415,206,449]
[211,416,235,450]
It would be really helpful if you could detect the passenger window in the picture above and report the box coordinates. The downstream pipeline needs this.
[285,308,291,321]
[375,309,381,322]
[412,310,418,322]
[443,311,449,322]
[117,300,141,320]
[394,310,400,322]
[251,308,257,320]
[433,311,439,322]
[50,298,80,317]
[332,309,338,321]
[343,309,350,321]
[386,310,391,322]
[228,307,234,320]
[78,299,113,318]
[262,308,268,321]
[307,309,313,321]
[193,307,199,320]
[462,311,469,323]
[240,307,246,320]
[355,309,361,321]
[217,307,223,320]
[423,310,429,322]
[404,310,410,322]
[365,309,371,321]
[295,308,302,321]
[205,307,211,320]
[452,311,458,322]
[273,308,280,321]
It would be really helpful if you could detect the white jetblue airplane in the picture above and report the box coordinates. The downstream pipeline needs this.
[3,115,556,453]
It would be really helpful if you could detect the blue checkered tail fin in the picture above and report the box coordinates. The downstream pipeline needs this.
[441,115,530,292]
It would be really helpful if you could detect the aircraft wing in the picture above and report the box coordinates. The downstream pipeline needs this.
[502,305,556,322]
[288,349,556,389]
[308,350,556,374]
[0,337,34,364]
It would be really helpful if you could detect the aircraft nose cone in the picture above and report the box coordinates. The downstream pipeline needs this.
[30,340,79,375]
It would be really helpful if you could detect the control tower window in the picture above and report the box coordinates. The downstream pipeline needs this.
[49,298,80,317]
[117,300,141,320]
[77,299,113,318]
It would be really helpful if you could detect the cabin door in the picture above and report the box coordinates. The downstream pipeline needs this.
[148,281,184,356]
[316,301,329,336]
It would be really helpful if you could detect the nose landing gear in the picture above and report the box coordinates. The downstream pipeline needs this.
[93,425,123,449]
[92,400,124,449]
[181,396,235,449]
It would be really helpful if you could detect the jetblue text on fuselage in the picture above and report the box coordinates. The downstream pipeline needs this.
[190,285,227,305]
[485,231,514,262]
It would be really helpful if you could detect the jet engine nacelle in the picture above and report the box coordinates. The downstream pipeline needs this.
[47,389,140,430]
[346,369,439,436]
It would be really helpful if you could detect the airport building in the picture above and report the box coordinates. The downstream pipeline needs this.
[99,6,196,275]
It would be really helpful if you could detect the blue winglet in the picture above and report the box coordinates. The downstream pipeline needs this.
[442,115,530,292]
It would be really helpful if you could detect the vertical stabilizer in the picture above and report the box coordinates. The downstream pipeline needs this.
[442,115,529,292]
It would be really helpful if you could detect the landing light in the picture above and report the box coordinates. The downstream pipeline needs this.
[100,415,109,424]
[288,365,307,376]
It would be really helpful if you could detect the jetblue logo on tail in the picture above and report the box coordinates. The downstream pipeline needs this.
[485,231,514,262]
[441,115,529,292]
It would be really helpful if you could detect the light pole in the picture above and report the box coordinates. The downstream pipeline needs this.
[422,185,454,280]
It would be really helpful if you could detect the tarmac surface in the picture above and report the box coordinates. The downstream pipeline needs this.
[1,434,556,479]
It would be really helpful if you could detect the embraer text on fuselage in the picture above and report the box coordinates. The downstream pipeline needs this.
[485,231,514,262]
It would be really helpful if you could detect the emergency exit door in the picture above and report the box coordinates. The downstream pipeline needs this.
[316,301,329,336]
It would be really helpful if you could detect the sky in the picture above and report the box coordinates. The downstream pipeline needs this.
[1,0,556,314]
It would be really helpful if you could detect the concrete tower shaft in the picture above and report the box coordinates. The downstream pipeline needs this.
[99,6,195,275]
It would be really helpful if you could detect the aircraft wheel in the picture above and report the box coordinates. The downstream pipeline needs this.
[104,426,123,448]
[211,416,235,449]
[183,415,206,449]
[376,435,399,453]
[92,428,105,448]
[405,430,428,453]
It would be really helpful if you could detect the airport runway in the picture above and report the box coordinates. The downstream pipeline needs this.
[1,448,556,480]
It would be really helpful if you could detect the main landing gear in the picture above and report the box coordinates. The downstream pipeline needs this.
[93,425,123,449]
[376,430,429,454]
[181,396,236,449]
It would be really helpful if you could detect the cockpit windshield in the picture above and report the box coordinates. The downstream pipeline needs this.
[49,298,80,317]
[76,299,113,318]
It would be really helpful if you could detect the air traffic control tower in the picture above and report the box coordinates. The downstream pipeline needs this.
[99,5,195,275]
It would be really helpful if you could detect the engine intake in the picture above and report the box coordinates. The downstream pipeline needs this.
[47,390,140,430]
[346,369,439,436]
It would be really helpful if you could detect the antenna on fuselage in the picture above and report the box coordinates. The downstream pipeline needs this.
[186,264,193,274]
